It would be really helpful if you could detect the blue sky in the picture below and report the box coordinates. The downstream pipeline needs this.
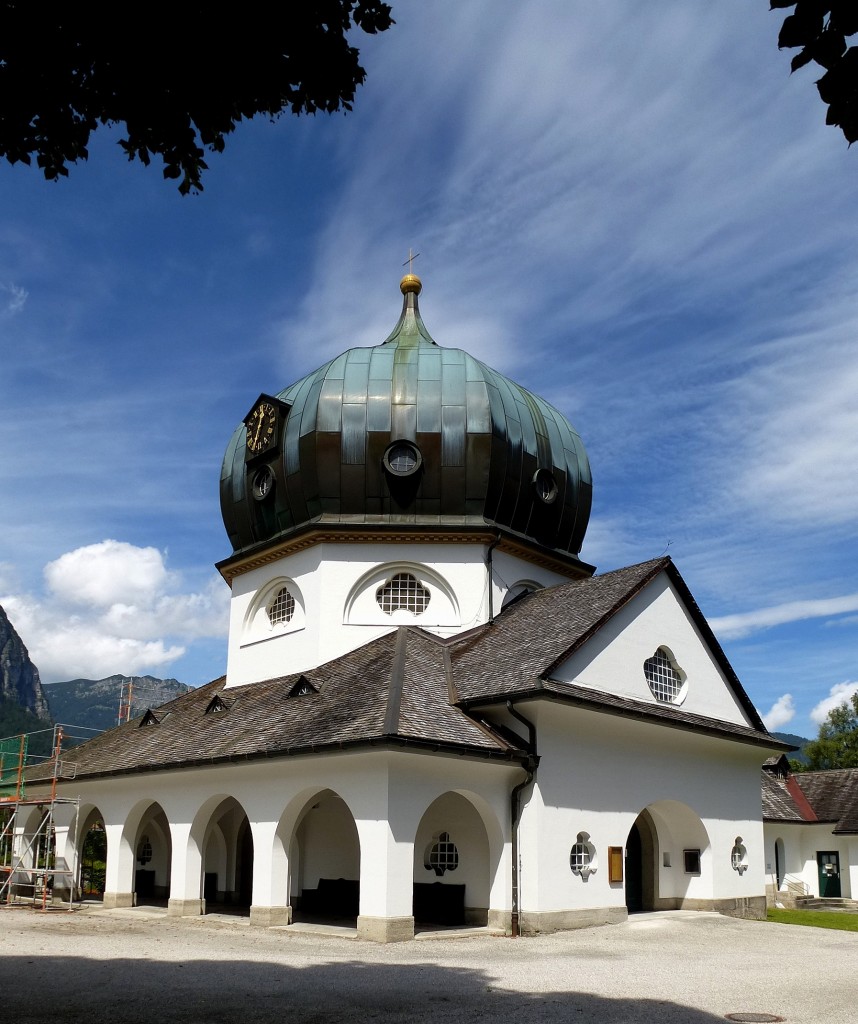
[0,2,856,738]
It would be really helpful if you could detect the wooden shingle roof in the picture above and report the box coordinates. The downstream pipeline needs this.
[46,558,784,782]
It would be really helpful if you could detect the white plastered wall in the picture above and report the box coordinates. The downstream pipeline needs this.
[552,571,753,727]
[516,702,769,914]
[224,541,570,687]
[57,748,517,921]
[763,822,854,898]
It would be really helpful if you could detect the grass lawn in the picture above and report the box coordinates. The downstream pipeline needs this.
[767,908,858,932]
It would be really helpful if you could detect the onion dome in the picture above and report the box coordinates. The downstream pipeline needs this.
[220,276,592,570]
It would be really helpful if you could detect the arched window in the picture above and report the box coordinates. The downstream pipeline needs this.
[267,586,295,625]
[376,573,431,615]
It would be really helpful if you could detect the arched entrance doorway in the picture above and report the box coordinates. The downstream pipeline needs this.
[77,808,106,901]
[413,791,491,928]
[131,803,172,905]
[625,802,710,912]
[625,811,657,912]
[774,837,785,889]
[289,790,360,924]
[200,797,254,915]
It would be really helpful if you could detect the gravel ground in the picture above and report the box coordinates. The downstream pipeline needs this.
[0,907,854,1024]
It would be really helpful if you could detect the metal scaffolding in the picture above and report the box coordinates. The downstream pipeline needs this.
[0,726,81,911]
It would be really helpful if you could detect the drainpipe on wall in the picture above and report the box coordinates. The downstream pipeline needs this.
[507,701,538,938]
[485,534,502,623]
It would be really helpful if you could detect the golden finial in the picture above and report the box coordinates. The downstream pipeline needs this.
[400,249,422,294]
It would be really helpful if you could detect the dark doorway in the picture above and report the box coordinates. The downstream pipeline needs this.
[625,822,643,912]
[817,851,841,898]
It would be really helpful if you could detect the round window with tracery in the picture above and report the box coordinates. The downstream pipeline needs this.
[267,586,295,626]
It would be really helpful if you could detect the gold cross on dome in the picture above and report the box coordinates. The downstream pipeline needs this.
[402,249,420,273]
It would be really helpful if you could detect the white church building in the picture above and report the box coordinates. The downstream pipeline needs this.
[36,274,786,940]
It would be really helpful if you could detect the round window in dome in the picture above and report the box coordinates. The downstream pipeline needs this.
[252,465,275,501]
[383,440,422,477]
[533,468,558,504]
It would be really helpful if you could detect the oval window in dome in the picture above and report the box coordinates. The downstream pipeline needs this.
[533,468,558,504]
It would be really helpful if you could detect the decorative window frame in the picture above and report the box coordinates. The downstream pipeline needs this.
[242,576,306,646]
[643,645,688,705]
[731,837,748,875]
[344,562,460,627]
[570,831,597,881]
[424,831,459,876]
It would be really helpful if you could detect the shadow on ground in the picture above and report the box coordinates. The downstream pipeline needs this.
[2,954,730,1024]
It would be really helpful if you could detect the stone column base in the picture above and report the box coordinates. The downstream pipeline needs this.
[487,909,513,933]
[102,891,135,909]
[167,898,205,917]
[357,915,415,942]
[250,905,292,927]
[519,906,627,935]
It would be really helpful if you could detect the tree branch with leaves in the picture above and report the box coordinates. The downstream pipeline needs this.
[770,2,858,144]
[0,2,394,194]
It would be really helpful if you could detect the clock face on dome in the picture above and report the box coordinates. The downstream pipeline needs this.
[245,401,277,456]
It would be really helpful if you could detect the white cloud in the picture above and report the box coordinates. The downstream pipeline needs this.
[45,540,170,608]
[762,694,795,731]
[709,592,858,639]
[1,541,228,682]
[810,681,858,726]
[1,282,27,315]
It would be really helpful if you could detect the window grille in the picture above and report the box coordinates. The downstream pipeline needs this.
[570,832,597,879]
[137,835,152,865]
[643,648,684,703]
[427,832,459,876]
[267,586,295,625]
[376,573,430,615]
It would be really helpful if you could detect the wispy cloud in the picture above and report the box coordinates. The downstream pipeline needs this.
[710,593,858,639]
[0,282,27,315]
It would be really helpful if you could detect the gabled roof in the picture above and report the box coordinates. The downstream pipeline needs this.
[42,628,522,783]
[794,770,858,833]
[450,557,775,741]
[762,770,819,823]
[41,557,783,783]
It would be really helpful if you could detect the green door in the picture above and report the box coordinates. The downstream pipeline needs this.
[817,851,841,898]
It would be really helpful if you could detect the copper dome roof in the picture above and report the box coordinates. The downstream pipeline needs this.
[220,278,592,569]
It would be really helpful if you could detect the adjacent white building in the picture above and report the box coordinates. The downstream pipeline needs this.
[36,274,785,939]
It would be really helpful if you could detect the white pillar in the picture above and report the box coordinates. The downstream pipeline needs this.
[248,819,291,926]
[355,817,415,942]
[167,819,203,916]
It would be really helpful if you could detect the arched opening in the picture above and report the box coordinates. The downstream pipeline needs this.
[626,801,710,912]
[624,811,656,912]
[199,797,254,915]
[77,808,107,902]
[131,803,172,906]
[413,792,491,929]
[774,837,785,889]
[289,790,360,925]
